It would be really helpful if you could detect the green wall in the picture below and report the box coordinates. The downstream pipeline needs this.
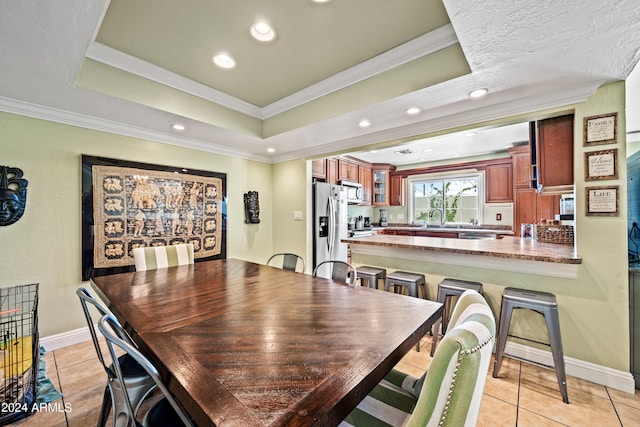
[0,81,630,375]
[0,112,273,337]
[351,82,630,372]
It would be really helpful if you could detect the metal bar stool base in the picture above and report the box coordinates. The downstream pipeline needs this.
[492,287,569,404]
[430,278,483,356]
[385,271,427,351]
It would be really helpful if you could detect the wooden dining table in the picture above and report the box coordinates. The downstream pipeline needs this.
[91,258,443,426]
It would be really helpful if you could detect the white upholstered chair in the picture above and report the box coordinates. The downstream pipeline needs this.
[132,243,194,271]
[340,290,495,427]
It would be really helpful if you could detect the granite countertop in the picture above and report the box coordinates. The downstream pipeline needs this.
[373,224,514,235]
[343,234,581,265]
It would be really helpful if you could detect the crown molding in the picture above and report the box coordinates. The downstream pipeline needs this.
[86,42,263,118]
[86,24,458,121]
[0,95,270,162]
[269,80,601,163]
[261,24,459,118]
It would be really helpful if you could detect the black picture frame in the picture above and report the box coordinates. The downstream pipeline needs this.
[81,155,227,281]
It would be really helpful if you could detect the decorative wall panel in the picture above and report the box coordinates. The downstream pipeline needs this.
[82,155,226,280]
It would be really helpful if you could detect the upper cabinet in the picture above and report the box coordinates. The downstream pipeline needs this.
[390,174,404,206]
[372,164,395,206]
[531,114,574,193]
[485,161,513,203]
[338,159,359,182]
[359,165,372,205]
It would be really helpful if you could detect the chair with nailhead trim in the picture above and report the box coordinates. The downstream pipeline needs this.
[339,290,495,427]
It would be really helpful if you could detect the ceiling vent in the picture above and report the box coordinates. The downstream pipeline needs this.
[395,149,413,155]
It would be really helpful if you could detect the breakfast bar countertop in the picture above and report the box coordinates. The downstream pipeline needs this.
[343,234,581,265]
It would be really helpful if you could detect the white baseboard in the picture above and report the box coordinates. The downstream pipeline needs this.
[40,326,93,351]
[40,327,636,394]
[505,341,636,394]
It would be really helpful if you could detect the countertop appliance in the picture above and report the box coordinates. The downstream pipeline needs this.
[379,209,388,227]
[313,182,348,278]
[339,180,363,204]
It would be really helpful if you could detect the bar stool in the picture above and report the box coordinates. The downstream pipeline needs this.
[493,287,569,404]
[356,266,386,290]
[430,278,483,356]
[385,271,427,352]
[384,271,427,299]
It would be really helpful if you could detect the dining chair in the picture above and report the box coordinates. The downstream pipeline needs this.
[76,288,156,427]
[98,313,195,427]
[132,243,194,271]
[313,260,357,286]
[266,252,305,273]
[340,290,495,427]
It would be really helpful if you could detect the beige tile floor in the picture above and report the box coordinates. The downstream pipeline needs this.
[9,334,640,426]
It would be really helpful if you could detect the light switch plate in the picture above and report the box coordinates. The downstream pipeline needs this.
[293,210,303,221]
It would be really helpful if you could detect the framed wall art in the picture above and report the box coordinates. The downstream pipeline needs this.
[82,155,227,281]
[584,148,618,181]
[583,112,617,146]
[585,185,619,217]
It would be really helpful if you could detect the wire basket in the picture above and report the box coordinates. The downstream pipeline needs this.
[0,284,39,425]
[534,224,575,245]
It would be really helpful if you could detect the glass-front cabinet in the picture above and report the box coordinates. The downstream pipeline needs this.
[372,164,395,206]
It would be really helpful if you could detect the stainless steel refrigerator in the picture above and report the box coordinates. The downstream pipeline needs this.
[313,182,348,279]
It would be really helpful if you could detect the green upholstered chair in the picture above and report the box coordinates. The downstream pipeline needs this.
[132,243,194,271]
[340,290,495,427]
[267,252,306,273]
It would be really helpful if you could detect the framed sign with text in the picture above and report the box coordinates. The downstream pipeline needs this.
[584,149,618,181]
[586,185,619,216]
[583,112,617,146]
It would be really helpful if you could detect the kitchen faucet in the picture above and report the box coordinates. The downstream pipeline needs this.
[428,208,444,226]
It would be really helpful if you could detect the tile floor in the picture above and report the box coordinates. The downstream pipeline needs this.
[9,334,640,427]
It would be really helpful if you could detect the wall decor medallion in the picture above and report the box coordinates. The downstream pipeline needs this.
[82,155,227,280]
[0,166,28,226]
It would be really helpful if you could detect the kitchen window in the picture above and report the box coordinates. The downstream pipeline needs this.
[407,171,484,225]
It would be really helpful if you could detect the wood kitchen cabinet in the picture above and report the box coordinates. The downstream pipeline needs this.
[338,159,359,182]
[326,158,338,184]
[533,114,574,193]
[359,165,372,204]
[312,159,326,180]
[390,175,404,206]
[485,162,513,203]
[510,145,561,236]
[372,164,395,206]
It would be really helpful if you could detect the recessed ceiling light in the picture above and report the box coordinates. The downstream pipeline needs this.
[370,150,378,153]
[250,22,276,42]
[359,120,370,128]
[423,149,433,153]
[171,123,185,131]
[464,132,477,137]
[468,88,489,98]
[267,147,275,153]
[310,0,331,3]
[213,53,236,69]
[406,107,421,115]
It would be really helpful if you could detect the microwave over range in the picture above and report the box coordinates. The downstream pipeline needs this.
[339,181,363,204]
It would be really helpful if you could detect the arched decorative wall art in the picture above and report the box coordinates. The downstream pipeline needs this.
[0,166,28,226]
